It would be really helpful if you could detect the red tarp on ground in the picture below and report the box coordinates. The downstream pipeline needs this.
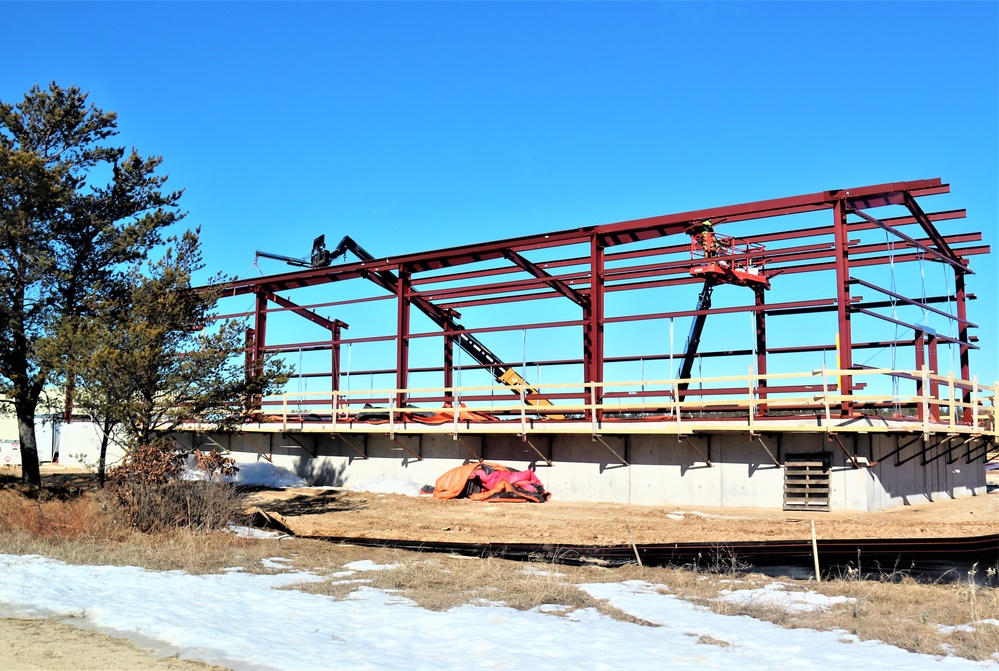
[427,462,550,503]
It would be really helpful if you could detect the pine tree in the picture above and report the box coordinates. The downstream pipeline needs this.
[74,230,289,485]
[0,83,182,486]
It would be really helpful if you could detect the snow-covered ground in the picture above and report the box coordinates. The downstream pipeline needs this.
[0,552,995,671]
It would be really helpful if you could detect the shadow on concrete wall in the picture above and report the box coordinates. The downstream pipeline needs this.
[293,457,347,487]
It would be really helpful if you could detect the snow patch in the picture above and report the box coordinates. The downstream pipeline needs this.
[0,556,991,671]
[227,524,291,540]
[183,461,306,488]
[236,462,307,488]
[349,478,424,496]
[342,560,399,572]
[938,619,999,634]
[717,581,855,613]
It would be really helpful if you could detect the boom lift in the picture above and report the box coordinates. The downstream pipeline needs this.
[676,221,771,401]
[257,236,562,417]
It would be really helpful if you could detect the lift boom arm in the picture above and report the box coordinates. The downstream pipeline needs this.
[676,280,715,400]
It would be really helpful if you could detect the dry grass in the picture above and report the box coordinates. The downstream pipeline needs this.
[693,633,732,647]
[777,573,999,661]
[0,489,106,540]
[279,547,658,625]
[0,485,996,662]
[0,488,277,574]
[632,566,999,662]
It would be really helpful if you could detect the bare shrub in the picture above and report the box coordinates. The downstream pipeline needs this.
[103,479,244,533]
[195,449,239,479]
[104,441,243,532]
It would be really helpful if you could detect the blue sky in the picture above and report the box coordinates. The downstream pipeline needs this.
[4,1,997,392]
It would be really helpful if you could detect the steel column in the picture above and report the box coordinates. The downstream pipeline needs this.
[955,271,972,421]
[928,333,940,422]
[443,333,454,404]
[331,320,347,392]
[254,290,268,376]
[584,235,605,417]
[243,327,255,413]
[915,329,925,421]
[754,286,768,414]
[247,291,269,413]
[832,199,854,416]
[396,267,411,407]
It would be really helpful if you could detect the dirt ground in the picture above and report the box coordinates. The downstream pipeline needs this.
[8,463,996,545]
[7,463,997,545]
[244,471,999,546]
[0,617,226,671]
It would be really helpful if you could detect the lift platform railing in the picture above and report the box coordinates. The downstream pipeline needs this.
[246,367,997,439]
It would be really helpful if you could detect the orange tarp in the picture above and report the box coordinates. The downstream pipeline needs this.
[430,462,550,503]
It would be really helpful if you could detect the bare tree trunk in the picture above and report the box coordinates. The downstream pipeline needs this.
[97,418,113,487]
[15,404,41,487]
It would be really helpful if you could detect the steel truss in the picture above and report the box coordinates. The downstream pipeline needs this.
[206,178,991,430]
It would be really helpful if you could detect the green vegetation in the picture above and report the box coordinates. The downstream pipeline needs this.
[0,83,286,486]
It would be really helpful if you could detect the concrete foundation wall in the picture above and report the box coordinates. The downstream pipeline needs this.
[199,430,988,512]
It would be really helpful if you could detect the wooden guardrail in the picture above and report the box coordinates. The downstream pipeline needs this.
[257,366,997,439]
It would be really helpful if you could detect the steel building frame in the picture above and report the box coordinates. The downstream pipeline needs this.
[210,178,991,429]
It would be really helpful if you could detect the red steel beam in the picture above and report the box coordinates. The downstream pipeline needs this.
[848,277,976,327]
[903,191,963,268]
[832,200,854,416]
[584,235,606,416]
[501,248,589,307]
[848,207,968,274]
[852,309,972,348]
[197,179,991,428]
[396,268,411,405]
[406,209,969,291]
[927,334,940,421]
[265,292,342,331]
[955,271,972,420]
[210,179,952,298]
[423,234,981,308]
[754,286,768,412]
